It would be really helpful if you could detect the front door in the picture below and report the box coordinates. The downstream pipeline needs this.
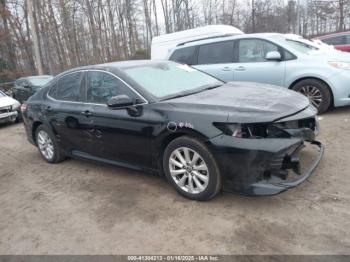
[83,70,151,168]
[233,39,286,86]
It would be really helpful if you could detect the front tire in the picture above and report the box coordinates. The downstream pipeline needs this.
[291,79,331,113]
[35,125,65,163]
[163,136,221,201]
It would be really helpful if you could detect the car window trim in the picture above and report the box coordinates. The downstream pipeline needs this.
[47,69,149,106]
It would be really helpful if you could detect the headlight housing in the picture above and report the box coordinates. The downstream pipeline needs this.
[214,123,290,139]
[214,117,318,139]
[328,61,350,70]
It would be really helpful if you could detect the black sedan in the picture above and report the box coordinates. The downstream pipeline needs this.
[13,75,53,104]
[21,61,324,201]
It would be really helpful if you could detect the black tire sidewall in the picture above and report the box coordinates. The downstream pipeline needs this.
[35,125,62,163]
[292,79,331,113]
[163,136,221,201]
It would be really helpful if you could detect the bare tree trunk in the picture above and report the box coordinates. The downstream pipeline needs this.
[339,0,345,31]
[252,0,256,32]
[152,0,160,36]
[0,0,18,71]
[27,0,43,75]
[107,0,120,59]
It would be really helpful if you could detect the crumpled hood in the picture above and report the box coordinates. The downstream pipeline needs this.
[166,82,311,123]
[0,96,20,109]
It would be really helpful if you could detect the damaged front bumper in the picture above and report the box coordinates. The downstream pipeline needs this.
[245,140,324,196]
[208,134,324,196]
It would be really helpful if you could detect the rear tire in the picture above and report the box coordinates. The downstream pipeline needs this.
[35,125,65,163]
[163,136,221,201]
[291,79,331,113]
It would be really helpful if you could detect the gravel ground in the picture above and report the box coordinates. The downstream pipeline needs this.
[0,107,349,255]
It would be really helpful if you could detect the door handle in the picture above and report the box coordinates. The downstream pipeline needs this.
[222,66,232,71]
[81,110,93,116]
[235,66,246,71]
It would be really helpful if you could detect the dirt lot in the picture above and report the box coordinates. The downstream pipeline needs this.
[0,107,350,255]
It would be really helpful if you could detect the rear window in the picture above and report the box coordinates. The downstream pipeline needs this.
[170,46,196,65]
[197,41,234,64]
[50,72,83,101]
[346,35,350,44]
[322,36,346,45]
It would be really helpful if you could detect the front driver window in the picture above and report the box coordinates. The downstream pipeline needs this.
[239,39,279,63]
[86,71,136,104]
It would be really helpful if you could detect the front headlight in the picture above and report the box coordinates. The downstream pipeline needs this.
[328,61,350,70]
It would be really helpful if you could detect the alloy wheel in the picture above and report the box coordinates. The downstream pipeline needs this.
[299,85,323,108]
[169,147,209,194]
[37,130,54,160]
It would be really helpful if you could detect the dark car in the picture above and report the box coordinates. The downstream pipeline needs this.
[316,31,350,52]
[13,75,53,104]
[21,61,324,201]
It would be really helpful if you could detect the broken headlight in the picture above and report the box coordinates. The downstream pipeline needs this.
[214,123,290,139]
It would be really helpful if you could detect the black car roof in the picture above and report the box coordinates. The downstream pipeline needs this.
[53,60,172,103]
[57,60,170,77]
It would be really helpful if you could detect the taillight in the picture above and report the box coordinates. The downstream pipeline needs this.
[21,103,27,113]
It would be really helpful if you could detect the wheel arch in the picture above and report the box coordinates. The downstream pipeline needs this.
[157,129,209,175]
[288,77,334,107]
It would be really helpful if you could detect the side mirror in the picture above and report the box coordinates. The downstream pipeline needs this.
[107,94,134,108]
[265,51,282,61]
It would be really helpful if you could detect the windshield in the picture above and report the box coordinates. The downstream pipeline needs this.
[0,91,5,97]
[28,76,53,86]
[122,62,223,99]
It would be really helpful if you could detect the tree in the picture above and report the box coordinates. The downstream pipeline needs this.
[27,0,43,74]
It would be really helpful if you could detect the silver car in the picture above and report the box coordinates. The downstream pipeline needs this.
[168,33,350,113]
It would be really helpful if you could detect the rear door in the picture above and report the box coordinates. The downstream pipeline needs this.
[233,38,286,86]
[193,40,235,82]
[46,71,95,155]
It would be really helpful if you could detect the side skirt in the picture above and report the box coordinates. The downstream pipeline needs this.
[71,150,159,175]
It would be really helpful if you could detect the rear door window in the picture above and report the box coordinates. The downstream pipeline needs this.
[50,72,83,101]
[197,41,234,64]
[170,46,196,65]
